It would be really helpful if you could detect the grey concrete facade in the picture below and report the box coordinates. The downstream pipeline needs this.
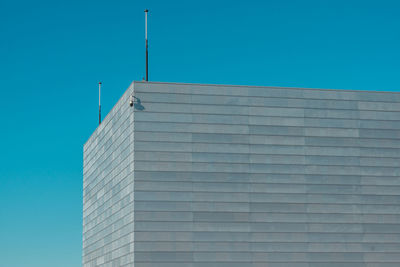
[83,81,400,267]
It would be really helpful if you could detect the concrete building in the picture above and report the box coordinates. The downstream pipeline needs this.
[83,81,400,267]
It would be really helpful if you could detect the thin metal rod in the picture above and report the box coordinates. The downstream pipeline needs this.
[98,82,102,125]
[145,9,148,81]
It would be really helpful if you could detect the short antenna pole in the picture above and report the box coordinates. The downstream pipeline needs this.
[145,9,149,81]
[98,82,102,125]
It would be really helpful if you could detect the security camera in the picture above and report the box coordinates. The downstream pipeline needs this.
[129,95,134,107]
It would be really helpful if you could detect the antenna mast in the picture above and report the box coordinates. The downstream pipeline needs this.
[98,82,102,125]
[145,9,149,81]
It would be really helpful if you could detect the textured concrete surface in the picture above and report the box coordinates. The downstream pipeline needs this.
[84,81,400,267]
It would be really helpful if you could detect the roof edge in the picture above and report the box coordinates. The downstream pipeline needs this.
[133,80,400,94]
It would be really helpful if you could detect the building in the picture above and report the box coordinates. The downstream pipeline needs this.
[83,81,400,267]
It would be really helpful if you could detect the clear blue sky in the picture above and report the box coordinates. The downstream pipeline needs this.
[0,0,399,266]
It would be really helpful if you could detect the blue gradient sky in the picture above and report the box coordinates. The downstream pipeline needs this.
[1,0,400,266]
